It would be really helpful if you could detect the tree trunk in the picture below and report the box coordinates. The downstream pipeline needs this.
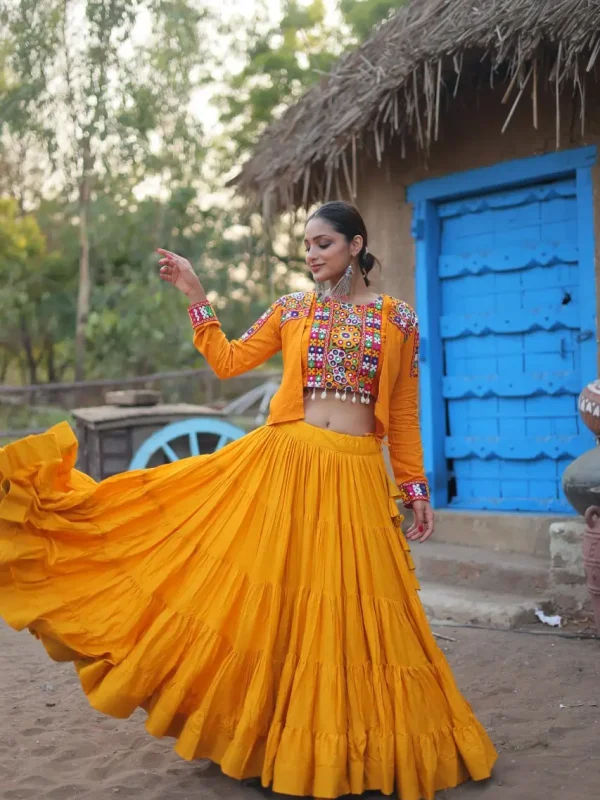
[45,336,56,383]
[19,313,38,384]
[0,351,10,383]
[75,168,91,381]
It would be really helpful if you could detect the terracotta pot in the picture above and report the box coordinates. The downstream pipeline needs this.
[579,380,600,437]
[583,506,600,635]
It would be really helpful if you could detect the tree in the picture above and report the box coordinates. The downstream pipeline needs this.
[0,0,410,388]
[0,197,50,383]
[83,190,302,378]
[214,0,345,164]
[0,0,208,380]
[214,0,409,164]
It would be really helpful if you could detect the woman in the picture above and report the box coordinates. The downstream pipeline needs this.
[0,202,496,800]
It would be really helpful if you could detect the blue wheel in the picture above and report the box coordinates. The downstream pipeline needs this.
[128,418,245,470]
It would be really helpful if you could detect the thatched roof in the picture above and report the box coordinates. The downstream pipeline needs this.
[233,0,600,215]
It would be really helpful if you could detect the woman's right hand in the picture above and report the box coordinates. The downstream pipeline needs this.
[157,248,205,301]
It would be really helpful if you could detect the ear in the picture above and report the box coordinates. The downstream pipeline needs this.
[350,235,363,258]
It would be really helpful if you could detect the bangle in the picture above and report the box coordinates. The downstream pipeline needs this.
[188,301,216,328]
[399,480,430,508]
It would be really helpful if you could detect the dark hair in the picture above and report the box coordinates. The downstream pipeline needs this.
[307,201,380,286]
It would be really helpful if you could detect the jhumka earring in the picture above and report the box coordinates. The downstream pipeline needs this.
[328,264,353,299]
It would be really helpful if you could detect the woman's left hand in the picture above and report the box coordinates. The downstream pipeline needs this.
[406,500,434,542]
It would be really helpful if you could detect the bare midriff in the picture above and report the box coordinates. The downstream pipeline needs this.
[302,391,376,436]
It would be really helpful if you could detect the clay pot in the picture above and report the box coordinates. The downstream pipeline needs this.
[579,380,600,437]
[583,507,600,635]
[562,447,600,516]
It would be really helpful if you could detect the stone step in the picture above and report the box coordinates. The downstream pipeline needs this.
[411,540,549,595]
[429,509,560,559]
[418,581,544,629]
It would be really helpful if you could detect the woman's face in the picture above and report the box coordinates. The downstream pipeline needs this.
[304,217,362,285]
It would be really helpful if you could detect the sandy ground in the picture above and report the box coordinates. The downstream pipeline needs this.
[0,621,598,800]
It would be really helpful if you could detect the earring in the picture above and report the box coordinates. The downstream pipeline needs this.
[329,264,353,299]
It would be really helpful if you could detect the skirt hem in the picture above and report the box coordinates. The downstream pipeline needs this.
[167,716,497,800]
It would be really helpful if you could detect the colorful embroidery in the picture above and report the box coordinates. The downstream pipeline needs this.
[280,292,313,327]
[389,299,419,378]
[188,301,217,328]
[240,292,312,342]
[411,326,420,378]
[399,480,430,507]
[306,296,383,401]
[390,300,417,340]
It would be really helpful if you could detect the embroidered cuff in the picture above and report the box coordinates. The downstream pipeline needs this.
[188,301,217,329]
[399,480,430,508]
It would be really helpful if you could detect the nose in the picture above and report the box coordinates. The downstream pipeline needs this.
[306,245,318,263]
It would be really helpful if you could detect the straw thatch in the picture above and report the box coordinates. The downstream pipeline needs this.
[233,0,600,216]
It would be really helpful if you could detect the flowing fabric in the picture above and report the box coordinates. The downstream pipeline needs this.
[0,420,497,799]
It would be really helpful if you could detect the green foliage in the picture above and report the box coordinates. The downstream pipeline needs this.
[83,193,298,377]
[0,0,405,392]
[0,196,63,383]
[0,0,208,211]
[0,0,211,380]
[0,196,45,271]
[214,0,344,163]
[214,0,407,163]
[340,0,407,41]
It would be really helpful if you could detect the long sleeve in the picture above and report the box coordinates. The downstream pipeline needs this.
[388,316,430,507]
[189,298,284,379]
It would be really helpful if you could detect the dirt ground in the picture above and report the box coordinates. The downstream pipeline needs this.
[0,621,598,800]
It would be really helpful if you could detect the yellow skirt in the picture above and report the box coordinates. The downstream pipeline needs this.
[0,420,496,799]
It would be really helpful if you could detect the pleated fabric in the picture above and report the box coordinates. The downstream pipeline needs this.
[0,420,496,799]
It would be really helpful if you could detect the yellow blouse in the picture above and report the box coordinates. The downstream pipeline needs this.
[189,291,429,506]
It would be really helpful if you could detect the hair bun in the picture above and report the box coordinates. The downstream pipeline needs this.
[360,248,375,275]
[362,251,375,274]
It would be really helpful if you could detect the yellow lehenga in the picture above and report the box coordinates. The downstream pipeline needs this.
[0,292,497,799]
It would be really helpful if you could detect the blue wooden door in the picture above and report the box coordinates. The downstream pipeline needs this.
[438,177,595,513]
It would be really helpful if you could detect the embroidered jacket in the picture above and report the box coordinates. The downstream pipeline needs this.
[189,292,429,506]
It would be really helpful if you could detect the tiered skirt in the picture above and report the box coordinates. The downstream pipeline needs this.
[0,420,497,799]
